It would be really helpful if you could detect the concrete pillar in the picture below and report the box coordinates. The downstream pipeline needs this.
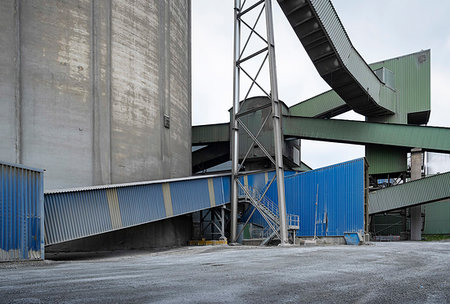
[410,148,423,241]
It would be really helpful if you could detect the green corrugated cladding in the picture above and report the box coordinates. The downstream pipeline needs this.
[423,199,450,234]
[368,50,431,125]
[192,123,229,145]
[289,90,349,118]
[289,50,430,122]
[368,172,450,214]
[365,145,408,176]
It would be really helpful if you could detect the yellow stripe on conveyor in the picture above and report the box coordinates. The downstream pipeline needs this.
[162,183,174,217]
[208,178,216,208]
[106,188,123,229]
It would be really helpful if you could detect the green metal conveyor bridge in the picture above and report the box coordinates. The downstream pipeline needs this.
[369,172,450,215]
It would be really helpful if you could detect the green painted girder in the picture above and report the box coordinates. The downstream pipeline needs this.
[283,116,450,153]
[369,172,450,214]
[192,123,229,145]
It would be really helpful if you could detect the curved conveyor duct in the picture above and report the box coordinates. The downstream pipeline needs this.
[277,0,396,116]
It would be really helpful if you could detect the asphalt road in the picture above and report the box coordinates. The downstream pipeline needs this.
[1,242,449,303]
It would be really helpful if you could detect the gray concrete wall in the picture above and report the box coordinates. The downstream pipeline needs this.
[46,215,193,253]
[0,0,191,190]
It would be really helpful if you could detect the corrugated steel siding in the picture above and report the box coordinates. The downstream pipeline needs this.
[45,189,112,245]
[0,162,44,261]
[257,159,365,236]
[365,144,407,176]
[369,172,450,214]
[116,184,166,228]
[278,0,394,116]
[369,50,431,125]
[44,175,229,245]
[423,199,450,234]
[170,179,210,216]
[289,90,348,118]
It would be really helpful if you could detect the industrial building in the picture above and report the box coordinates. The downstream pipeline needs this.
[1,0,450,261]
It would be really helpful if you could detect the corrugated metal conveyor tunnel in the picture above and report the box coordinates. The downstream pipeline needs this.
[369,171,450,214]
[277,0,395,116]
[44,175,231,246]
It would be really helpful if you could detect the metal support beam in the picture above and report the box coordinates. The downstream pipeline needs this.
[230,0,241,244]
[230,0,288,245]
[265,0,288,245]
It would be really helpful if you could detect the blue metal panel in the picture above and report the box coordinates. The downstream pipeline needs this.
[213,178,226,206]
[117,184,166,227]
[284,159,365,236]
[221,176,231,203]
[344,232,361,245]
[245,159,365,237]
[170,179,211,216]
[1,162,44,261]
[44,189,112,245]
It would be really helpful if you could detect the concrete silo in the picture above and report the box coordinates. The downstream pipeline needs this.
[0,1,191,189]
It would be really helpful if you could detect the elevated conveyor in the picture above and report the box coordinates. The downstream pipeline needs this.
[283,116,450,154]
[44,174,231,245]
[192,115,450,155]
[277,0,395,116]
[44,172,301,246]
[369,172,450,214]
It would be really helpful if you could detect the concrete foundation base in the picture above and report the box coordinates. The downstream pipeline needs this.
[46,215,193,255]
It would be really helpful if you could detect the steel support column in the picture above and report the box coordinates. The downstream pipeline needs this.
[230,0,288,245]
[265,0,288,245]
[230,0,241,243]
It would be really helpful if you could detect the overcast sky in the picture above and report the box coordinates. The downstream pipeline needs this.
[191,0,450,170]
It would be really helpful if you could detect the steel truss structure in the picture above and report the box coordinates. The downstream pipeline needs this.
[230,0,289,245]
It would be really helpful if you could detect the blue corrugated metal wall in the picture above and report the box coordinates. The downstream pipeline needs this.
[0,162,44,261]
[261,159,365,236]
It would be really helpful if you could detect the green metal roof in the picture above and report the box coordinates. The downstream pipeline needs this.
[283,116,450,153]
[369,172,450,214]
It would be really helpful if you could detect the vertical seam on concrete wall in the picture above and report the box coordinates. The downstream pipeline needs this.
[107,0,112,184]
[90,1,96,185]
[158,1,168,176]
[187,0,192,175]
[106,188,122,229]
[162,183,173,217]
[14,0,22,164]
[92,1,112,185]
[208,178,216,208]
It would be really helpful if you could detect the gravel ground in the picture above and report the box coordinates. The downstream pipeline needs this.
[1,242,449,304]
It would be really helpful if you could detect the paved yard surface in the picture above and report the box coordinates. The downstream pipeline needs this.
[1,242,449,303]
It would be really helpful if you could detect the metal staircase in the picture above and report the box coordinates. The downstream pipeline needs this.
[239,185,299,245]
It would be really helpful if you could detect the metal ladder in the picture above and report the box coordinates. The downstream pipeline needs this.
[240,185,299,245]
